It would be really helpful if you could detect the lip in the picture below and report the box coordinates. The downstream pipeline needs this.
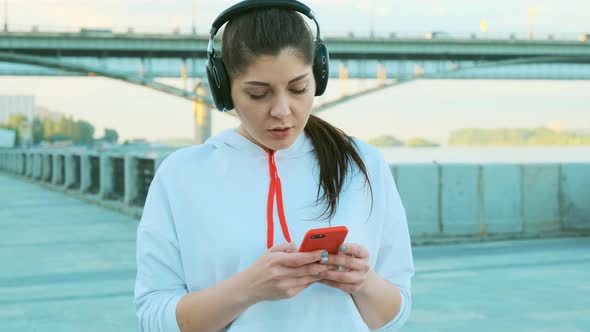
[268,127,293,139]
[269,126,293,131]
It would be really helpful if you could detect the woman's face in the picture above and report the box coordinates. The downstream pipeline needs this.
[230,47,316,151]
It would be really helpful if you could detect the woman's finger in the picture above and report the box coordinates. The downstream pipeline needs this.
[294,275,323,287]
[268,242,298,253]
[338,243,369,259]
[318,270,364,284]
[320,254,369,272]
[280,250,327,268]
[290,262,334,278]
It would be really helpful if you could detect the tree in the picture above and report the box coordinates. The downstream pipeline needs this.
[43,118,56,139]
[368,135,404,147]
[102,128,119,144]
[74,120,95,144]
[406,137,439,147]
[56,116,75,139]
[47,133,71,142]
[8,113,28,130]
[32,118,44,144]
[448,127,590,146]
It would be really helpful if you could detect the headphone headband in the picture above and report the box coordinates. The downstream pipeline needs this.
[210,0,314,35]
[207,0,321,56]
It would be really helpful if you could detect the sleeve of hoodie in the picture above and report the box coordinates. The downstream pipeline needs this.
[371,158,416,332]
[134,165,188,332]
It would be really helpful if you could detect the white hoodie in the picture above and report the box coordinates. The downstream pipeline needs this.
[134,128,415,332]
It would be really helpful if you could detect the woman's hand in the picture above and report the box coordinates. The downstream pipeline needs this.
[316,243,373,295]
[240,242,333,303]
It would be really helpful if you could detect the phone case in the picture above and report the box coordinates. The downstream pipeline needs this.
[298,226,349,254]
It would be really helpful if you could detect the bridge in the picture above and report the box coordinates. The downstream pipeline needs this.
[1,147,589,331]
[2,30,590,143]
[2,31,590,80]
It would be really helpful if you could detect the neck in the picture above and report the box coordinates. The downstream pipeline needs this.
[235,126,271,152]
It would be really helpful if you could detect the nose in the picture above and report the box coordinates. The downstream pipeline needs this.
[269,93,292,118]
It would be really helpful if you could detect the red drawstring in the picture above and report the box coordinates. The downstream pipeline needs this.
[266,150,292,249]
[266,154,276,249]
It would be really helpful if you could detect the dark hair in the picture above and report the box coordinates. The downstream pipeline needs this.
[222,8,373,221]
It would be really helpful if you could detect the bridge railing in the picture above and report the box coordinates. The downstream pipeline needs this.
[1,148,589,243]
[2,26,584,42]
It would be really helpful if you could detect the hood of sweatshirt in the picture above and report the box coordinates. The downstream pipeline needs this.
[205,127,315,248]
[205,127,314,159]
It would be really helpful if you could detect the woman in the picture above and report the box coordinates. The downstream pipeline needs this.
[134,1,414,331]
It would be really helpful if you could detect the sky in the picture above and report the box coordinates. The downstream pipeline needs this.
[0,0,589,143]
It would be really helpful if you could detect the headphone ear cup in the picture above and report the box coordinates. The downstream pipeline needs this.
[206,56,234,111]
[312,42,330,96]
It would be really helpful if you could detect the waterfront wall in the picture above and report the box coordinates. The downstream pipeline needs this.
[393,163,590,242]
[1,148,589,243]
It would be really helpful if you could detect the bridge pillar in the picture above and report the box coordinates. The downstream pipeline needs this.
[80,154,91,193]
[81,153,100,195]
[124,154,138,206]
[181,59,187,91]
[339,63,349,97]
[52,152,65,186]
[100,155,112,198]
[377,63,387,85]
[100,154,125,201]
[193,85,212,145]
[65,153,80,190]
[34,153,42,179]
[42,153,52,182]
[26,153,34,178]
[139,58,145,77]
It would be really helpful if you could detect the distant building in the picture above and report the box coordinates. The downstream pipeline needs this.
[0,95,35,124]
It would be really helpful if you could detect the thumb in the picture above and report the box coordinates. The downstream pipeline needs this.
[284,242,298,253]
[269,242,298,253]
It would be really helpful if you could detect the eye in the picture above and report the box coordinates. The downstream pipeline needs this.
[291,88,307,95]
[248,92,268,100]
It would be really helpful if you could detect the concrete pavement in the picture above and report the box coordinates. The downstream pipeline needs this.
[1,172,589,331]
[0,173,138,332]
[406,236,590,332]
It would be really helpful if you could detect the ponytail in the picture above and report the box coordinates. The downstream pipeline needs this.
[304,115,373,221]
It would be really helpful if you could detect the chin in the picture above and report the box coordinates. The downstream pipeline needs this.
[265,138,296,151]
[260,128,301,151]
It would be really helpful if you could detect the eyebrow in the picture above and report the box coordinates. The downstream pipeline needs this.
[244,73,309,86]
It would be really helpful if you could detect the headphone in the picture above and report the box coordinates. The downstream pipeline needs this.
[206,0,330,112]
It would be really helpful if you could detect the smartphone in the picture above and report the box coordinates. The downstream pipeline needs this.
[298,226,349,254]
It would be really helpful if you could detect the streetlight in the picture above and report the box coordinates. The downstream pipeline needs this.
[528,6,536,40]
[480,18,488,38]
[191,0,196,35]
[369,0,375,38]
[3,0,8,32]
